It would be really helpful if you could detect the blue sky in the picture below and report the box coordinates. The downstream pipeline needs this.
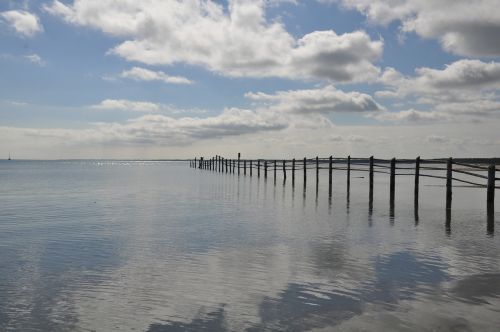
[1,0,500,159]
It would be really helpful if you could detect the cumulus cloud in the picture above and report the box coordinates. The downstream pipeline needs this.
[246,85,384,114]
[91,99,162,112]
[331,0,500,57]
[11,108,288,146]
[0,10,43,37]
[44,0,382,82]
[371,109,449,124]
[120,67,192,84]
[374,60,500,123]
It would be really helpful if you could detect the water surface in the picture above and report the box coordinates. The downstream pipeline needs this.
[1,160,499,331]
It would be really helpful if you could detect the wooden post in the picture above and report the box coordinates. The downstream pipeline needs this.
[225,158,228,173]
[390,157,396,207]
[274,160,277,179]
[238,153,241,175]
[369,156,374,210]
[414,156,420,200]
[347,155,351,190]
[250,160,252,177]
[487,164,495,210]
[328,156,333,197]
[446,157,452,210]
[283,160,286,180]
[316,156,319,186]
[195,158,197,168]
[303,157,307,185]
[244,160,247,175]
[487,164,495,234]
[292,158,296,185]
[258,160,261,178]
[264,161,268,179]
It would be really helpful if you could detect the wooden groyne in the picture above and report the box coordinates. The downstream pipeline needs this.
[190,155,498,232]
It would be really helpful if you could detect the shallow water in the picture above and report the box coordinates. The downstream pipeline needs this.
[0,160,499,331]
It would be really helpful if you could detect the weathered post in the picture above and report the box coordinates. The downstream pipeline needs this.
[199,157,203,169]
[244,160,247,175]
[328,156,333,197]
[257,160,261,178]
[487,164,495,211]
[225,158,228,173]
[347,155,351,190]
[369,156,374,211]
[316,156,319,186]
[250,160,252,177]
[446,158,452,210]
[195,158,197,168]
[264,161,268,179]
[283,160,286,180]
[303,157,307,185]
[238,153,241,175]
[487,164,495,234]
[390,158,396,208]
[274,160,277,179]
[292,158,296,186]
[414,156,420,200]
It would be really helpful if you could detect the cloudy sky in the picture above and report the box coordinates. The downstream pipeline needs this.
[1,0,500,159]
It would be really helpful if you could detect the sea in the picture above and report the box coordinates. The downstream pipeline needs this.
[1,160,499,331]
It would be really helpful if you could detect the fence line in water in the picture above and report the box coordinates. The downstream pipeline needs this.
[189,154,497,233]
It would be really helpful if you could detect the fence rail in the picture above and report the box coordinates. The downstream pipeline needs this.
[189,154,496,232]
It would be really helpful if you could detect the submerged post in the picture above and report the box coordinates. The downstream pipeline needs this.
[328,156,333,197]
[415,156,420,200]
[487,164,495,210]
[274,160,277,179]
[347,155,351,190]
[390,157,396,207]
[250,160,253,177]
[238,153,241,175]
[292,158,296,185]
[446,158,452,210]
[316,156,319,186]
[258,160,261,178]
[283,160,286,180]
[244,160,247,175]
[303,157,307,185]
[369,156,374,209]
[264,161,268,179]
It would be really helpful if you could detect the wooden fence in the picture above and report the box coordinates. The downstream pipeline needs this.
[190,154,498,232]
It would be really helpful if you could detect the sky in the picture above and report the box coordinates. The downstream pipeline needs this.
[1,0,500,159]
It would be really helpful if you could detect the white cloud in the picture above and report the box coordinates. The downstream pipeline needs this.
[246,85,384,114]
[331,0,500,57]
[44,0,382,82]
[0,10,43,37]
[371,109,449,124]
[10,107,288,146]
[91,99,162,112]
[24,53,46,66]
[374,60,500,123]
[120,67,192,84]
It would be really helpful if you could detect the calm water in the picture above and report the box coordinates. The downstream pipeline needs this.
[1,160,499,331]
